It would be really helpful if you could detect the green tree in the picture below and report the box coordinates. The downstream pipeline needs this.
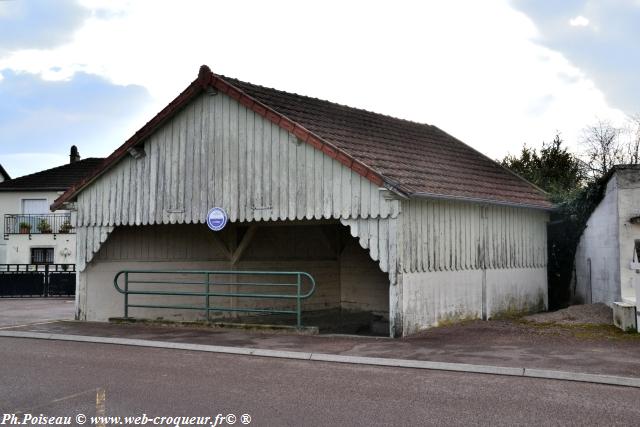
[501,134,585,202]
[501,135,591,309]
[503,126,640,308]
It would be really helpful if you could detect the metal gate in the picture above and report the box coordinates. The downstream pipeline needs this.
[0,264,76,297]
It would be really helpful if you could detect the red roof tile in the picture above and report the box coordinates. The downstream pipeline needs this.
[222,75,551,209]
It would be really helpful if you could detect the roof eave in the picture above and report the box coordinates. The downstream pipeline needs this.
[409,191,555,211]
[429,126,553,203]
[51,78,205,211]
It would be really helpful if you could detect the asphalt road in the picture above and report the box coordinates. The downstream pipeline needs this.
[0,338,638,426]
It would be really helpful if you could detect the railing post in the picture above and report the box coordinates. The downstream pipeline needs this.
[44,264,49,297]
[124,271,129,318]
[296,273,301,328]
[205,272,210,322]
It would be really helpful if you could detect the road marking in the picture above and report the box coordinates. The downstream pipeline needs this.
[1,331,639,389]
[12,388,99,415]
[96,388,106,427]
[0,320,63,330]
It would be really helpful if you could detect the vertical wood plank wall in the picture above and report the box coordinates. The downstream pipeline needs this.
[74,92,399,271]
[76,93,396,227]
[400,199,548,273]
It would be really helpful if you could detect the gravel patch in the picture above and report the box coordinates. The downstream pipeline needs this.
[523,304,613,325]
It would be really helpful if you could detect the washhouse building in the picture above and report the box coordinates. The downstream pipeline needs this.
[53,66,552,336]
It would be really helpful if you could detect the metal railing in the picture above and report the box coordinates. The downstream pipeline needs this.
[0,264,76,297]
[4,213,74,237]
[113,270,316,328]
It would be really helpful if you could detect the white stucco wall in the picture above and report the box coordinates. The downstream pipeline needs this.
[4,234,76,265]
[401,267,546,334]
[614,170,640,303]
[340,238,389,316]
[574,178,621,305]
[575,168,640,306]
[486,268,547,315]
[401,270,482,333]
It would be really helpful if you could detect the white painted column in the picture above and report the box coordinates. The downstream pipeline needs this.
[389,274,403,337]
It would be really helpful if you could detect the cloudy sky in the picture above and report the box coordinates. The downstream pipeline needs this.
[0,0,637,178]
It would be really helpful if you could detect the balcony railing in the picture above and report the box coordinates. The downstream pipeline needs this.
[4,213,74,238]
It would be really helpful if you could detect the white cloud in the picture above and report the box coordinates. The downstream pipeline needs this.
[569,15,590,27]
[0,0,628,160]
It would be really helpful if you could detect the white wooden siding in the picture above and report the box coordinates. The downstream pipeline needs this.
[76,225,114,271]
[76,93,397,229]
[340,215,400,285]
[400,199,548,273]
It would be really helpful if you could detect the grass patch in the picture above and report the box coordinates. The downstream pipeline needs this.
[519,320,640,340]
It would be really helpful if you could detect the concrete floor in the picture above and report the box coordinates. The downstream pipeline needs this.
[0,298,74,327]
[1,337,638,426]
[228,308,388,335]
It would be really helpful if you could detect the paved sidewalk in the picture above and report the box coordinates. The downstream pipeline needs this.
[3,318,640,378]
[0,298,74,327]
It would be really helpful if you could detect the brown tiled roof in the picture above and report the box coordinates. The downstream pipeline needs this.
[0,158,104,191]
[52,65,552,210]
[225,76,551,209]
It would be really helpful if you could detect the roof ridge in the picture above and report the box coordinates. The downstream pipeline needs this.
[3,157,104,182]
[0,158,106,192]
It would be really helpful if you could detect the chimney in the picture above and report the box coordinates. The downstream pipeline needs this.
[70,145,81,163]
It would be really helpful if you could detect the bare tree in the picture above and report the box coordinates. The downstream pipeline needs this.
[626,114,640,165]
[580,119,624,178]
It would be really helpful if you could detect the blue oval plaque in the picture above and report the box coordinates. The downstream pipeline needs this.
[206,207,228,231]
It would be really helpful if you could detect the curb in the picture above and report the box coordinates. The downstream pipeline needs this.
[108,317,320,335]
[1,331,639,389]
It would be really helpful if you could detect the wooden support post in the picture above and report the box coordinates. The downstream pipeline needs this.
[231,225,258,265]
[208,231,231,259]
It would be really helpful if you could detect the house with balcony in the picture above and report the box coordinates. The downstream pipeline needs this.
[0,147,103,267]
